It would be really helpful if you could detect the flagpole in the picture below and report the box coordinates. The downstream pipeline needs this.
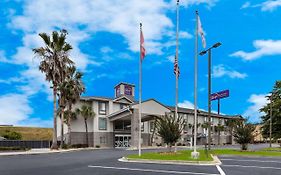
[174,0,179,152]
[138,23,142,157]
[192,10,199,159]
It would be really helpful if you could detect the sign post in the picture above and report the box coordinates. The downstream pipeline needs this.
[211,90,230,115]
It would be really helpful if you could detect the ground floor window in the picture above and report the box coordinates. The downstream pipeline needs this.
[100,136,107,144]
[99,118,107,130]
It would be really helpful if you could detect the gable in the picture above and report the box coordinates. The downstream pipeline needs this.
[132,99,171,116]
[113,96,134,104]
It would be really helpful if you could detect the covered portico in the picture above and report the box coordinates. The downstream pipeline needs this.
[107,99,171,148]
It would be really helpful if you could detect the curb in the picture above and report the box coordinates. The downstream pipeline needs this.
[119,154,222,166]
[0,147,99,156]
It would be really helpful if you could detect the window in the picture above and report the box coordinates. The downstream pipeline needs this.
[124,85,132,95]
[141,122,144,132]
[100,136,107,144]
[99,118,107,130]
[99,102,106,115]
[120,104,127,109]
[150,121,154,132]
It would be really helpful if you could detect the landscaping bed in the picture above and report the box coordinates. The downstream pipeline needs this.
[127,150,213,162]
[210,148,281,157]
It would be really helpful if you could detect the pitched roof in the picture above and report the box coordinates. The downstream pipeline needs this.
[167,106,242,119]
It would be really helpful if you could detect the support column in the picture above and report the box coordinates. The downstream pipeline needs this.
[131,109,139,148]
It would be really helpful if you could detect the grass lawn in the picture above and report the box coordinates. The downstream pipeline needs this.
[210,149,281,157]
[261,147,281,152]
[127,150,213,162]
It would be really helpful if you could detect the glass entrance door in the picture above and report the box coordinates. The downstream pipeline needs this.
[114,135,131,148]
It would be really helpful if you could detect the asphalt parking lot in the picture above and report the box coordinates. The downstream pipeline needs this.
[0,148,280,175]
[219,155,281,175]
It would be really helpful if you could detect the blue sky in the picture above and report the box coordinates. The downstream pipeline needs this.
[0,0,280,127]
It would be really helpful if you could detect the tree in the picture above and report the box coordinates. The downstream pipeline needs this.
[3,130,22,140]
[33,29,74,149]
[233,121,254,150]
[225,118,240,145]
[215,124,224,145]
[58,66,85,145]
[155,113,184,152]
[76,104,95,147]
[64,110,77,145]
[260,81,281,141]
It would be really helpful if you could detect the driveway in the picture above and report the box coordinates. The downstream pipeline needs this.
[0,148,280,175]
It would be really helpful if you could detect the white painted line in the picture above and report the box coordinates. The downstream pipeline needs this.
[222,164,281,170]
[216,165,226,175]
[88,165,220,175]
[220,158,281,163]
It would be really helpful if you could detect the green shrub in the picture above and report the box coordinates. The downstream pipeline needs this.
[95,145,100,148]
[71,144,88,148]
[2,130,22,140]
[0,147,29,151]
[62,144,69,149]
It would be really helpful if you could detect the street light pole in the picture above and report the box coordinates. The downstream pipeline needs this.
[208,49,212,150]
[270,93,272,148]
[199,42,221,150]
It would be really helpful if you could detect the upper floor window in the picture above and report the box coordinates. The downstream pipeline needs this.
[120,104,127,109]
[99,102,106,115]
[124,85,132,96]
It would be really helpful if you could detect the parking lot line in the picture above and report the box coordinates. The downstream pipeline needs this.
[88,165,220,175]
[220,158,281,163]
[215,165,225,175]
[222,164,281,170]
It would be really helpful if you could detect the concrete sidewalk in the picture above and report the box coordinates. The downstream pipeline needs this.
[0,147,97,156]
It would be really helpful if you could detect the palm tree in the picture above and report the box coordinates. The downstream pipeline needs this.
[60,66,85,145]
[76,104,95,147]
[215,124,224,145]
[33,29,74,149]
[64,110,77,145]
[225,118,240,145]
[202,122,210,144]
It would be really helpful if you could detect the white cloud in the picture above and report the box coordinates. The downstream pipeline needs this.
[243,94,269,122]
[212,64,247,79]
[180,0,218,8]
[0,50,13,63]
[179,100,195,109]
[179,31,193,39]
[230,40,281,61]
[100,46,113,54]
[0,94,32,125]
[240,0,281,12]
[18,118,52,128]
[241,1,251,9]
[261,0,281,11]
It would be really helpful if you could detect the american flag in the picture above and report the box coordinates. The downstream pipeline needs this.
[174,55,180,77]
[140,27,146,60]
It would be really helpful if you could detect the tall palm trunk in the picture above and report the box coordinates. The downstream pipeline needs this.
[218,130,221,145]
[84,119,89,147]
[60,110,64,149]
[67,122,71,145]
[67,104,72,145]
[51,88,58,149]
[230,127,234,145]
